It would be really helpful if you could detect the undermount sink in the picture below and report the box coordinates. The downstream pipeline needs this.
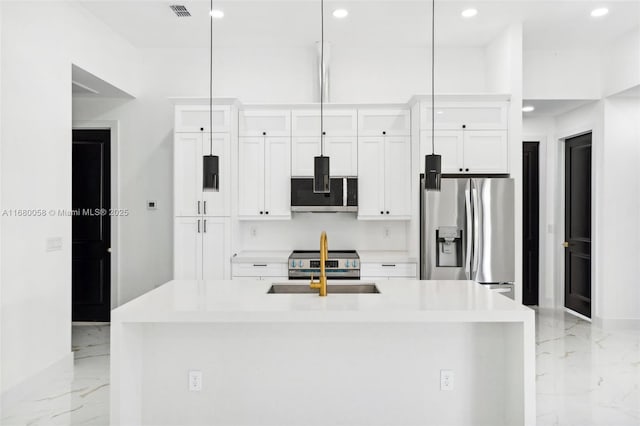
[267,283,380,294]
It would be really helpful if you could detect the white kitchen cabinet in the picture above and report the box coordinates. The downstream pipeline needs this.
[358,109,410,136]
[174,132,230,216]
[291,136,357,176]
[420,102,508,130]
[361,262,417,280]
[419,130,508,174]
[238,136,291,219]
[292,109,357,137]
[232,262,288,279]
[174,217,230,280]
[239,109,291,137]
[463,131,509,174]
[174,105,231,133]
[357,136,411,220]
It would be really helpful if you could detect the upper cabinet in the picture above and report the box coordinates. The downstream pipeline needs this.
[238,136,291,220]
[175,105,231,133]
[239,109,291,137]
[292,109,357,137]
[357,135,411,220]
[420,102,508,130]
[174,132,230,217]
[358,109,410,136]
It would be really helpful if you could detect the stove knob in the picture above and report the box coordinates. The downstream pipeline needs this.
[353,260,358,268]
[291,260,296,267]
[345,260,350,267]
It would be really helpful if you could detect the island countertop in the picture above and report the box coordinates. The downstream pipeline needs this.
[112,279,533,323]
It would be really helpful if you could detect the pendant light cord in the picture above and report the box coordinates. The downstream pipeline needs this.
[209,0,213,156]
[431,0,435,155]
[320,0,325,157]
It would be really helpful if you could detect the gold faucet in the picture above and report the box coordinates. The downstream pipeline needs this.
[310,231,328,296]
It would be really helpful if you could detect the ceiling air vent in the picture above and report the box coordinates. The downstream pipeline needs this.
[170,5,191,17]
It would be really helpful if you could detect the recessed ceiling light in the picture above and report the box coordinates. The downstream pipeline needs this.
[210,9,224,18]
[590,7,609,17]
[522,106,535,113]
[461,8,478,18]
[333,9,349,19]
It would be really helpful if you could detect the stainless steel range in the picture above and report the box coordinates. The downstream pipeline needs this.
[288,250,360,280]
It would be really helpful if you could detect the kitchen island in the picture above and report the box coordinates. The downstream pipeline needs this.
[111,279,535,426]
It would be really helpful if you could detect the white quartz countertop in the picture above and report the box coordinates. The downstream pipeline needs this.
[113,280,532,324]
[231,250,417,264]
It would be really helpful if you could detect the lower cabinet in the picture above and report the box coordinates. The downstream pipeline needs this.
[174,217,230,280]
[231,262,288,280]
[361,263,417,280]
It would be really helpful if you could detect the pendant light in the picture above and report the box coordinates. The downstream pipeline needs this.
[203,0,219,192]
[313,0,330,194]
[424,0,441,191]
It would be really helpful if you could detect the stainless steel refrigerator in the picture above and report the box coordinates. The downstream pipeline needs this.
[420,177,515,284]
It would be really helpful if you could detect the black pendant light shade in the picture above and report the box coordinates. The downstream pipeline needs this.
[203,154,219,191]
[425,154,441,191]
[313,155,330,193]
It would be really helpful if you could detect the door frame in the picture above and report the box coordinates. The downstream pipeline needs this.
[556,128,596,321]
[72,121,120,311]
[522,141,540,306]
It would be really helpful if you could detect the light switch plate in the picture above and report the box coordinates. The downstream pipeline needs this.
[440,369,454,391]
[46,237,63,252]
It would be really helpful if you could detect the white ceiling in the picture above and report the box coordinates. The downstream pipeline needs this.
[79,0,640,50]
[522,99,596,117]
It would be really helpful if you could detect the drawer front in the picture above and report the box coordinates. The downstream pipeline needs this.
[361,263,417,278]
[239,110,291,137]
[358,109,410,136]
[292,109,357,137]
[232,263,288,277]
[175,105,231,133]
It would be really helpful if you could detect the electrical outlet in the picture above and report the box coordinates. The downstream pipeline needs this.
[188,370,202,391]
[384,227,390,239]
[440,370,454,391]
[250,227,257,237]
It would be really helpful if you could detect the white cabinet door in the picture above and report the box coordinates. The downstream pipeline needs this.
[421,102,508,130]
[358,109,410,136]
[238,137,265,217]
[357,137,386,219]
[174,133,202,217]
[325,136,357,176]
[239,110,291,137]
[202,218,230,280]
[292,109,357,137]
[264,137,291,219]
[175,105,231,133]
[384,136,411,218]
[463,131,509,174]
[201,133,231,216]
[420,130,464,174]
[174,217,202,280]
[291,137,320,177]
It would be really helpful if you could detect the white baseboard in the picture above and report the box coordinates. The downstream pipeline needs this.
[593,317,640,330]
[1,352,74,409]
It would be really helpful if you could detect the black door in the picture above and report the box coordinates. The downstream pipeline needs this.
[72,129,111,321]
[523,142,540,306]
[564,133,592,318]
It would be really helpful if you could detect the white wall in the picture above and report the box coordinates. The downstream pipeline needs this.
[0,1,137,393]
[73,45,490,303]
[601,28,640,97]
[523,49,601,100]
[599,97,640,322]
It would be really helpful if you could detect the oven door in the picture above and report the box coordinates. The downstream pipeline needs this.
[290,178,357,212]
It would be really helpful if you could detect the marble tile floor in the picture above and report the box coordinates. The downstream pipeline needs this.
[1,309,639,426]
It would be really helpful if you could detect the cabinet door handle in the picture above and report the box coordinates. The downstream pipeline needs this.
[204,219,207,233]
[253,264,267,267]
[382,264,396,267]
[197,219,201,233]
[386,211,390,215]
[204,201,207,215]
[197,201,201,215]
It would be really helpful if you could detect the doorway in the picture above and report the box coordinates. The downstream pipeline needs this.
[564,133,592,318]
[72,129,111,321]
[523,142,539,306]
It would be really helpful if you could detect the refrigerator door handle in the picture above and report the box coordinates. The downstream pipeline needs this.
[471,183,481,279]
[464,184,473,280]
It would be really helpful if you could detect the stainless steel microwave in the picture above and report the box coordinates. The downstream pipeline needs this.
[290,177,358,212]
